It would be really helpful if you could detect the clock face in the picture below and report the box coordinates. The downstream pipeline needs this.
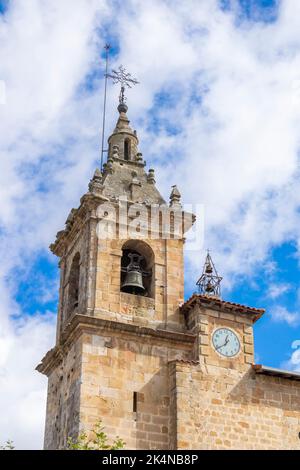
[212,328,240,358]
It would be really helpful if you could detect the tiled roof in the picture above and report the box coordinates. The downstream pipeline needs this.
[180,294,265,322]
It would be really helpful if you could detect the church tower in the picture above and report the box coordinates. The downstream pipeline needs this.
[37,97,195,450]
[38,94,300,451]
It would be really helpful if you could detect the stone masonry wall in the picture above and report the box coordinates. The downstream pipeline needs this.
[79,330,193,450]
[44,339,82,450]
[170,361,300,450]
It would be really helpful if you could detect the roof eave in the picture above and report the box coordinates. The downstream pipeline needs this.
[181,293,265,323]
[252,364,300,381]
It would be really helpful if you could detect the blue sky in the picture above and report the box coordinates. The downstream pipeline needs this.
[1,0,300,449]
[0,1,8,14]
[220,0,279,22]
[11,0,299,368]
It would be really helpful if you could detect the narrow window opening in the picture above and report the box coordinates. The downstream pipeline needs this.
[124,139,130,161]
[67,252,80,318]
[133,391,138,421]
[133,391,137,413]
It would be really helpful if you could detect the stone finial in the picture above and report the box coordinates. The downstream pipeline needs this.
[147,168,156,184]
[169,185,182,207]
[106,157,114,174]
[112,145,119,159]
[88,168,104,194]
[136,152,143,162]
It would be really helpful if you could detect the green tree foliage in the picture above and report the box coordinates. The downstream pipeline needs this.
[67,420,125,450]
[0,440,15,450]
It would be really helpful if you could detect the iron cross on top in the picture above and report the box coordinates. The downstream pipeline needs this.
[106,65,139,104]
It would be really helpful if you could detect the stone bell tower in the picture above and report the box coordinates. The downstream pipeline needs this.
[37,97,195,450]
[37,93,300,451]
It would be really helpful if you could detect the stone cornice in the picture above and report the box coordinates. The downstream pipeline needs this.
[36,346,63,377]
[36,314,196,376]
[110,156,145,168]
[50,193,109,257]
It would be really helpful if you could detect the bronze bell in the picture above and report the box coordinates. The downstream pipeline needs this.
[205,263,213,274]
[205,280,214,293]
[121,253,145,295]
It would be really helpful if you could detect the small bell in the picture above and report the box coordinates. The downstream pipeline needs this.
[205,280,214,293]
[205,264,213,274]
[121,253,145,295]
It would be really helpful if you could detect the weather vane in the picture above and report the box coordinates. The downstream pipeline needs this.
[100,45,139,170]
[106,65,139,106]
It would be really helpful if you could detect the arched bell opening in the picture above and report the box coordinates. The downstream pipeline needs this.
[120,240,155,298]
[67,252,80,317]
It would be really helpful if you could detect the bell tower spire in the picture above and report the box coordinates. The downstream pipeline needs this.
[107,102,141,163]
[104,65,140,163]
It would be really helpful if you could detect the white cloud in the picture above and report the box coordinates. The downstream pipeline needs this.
[1,0,300,449]
[267,282,291,300]
[119,0,300,280]
[270,305,300,326]
[75,0,300,290]
[0,0,111,449]
[0,80,5,104]
[0,312,56,450]
[281,339,300,372]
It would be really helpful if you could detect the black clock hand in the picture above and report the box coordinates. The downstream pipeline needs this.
[216,335,229,350]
